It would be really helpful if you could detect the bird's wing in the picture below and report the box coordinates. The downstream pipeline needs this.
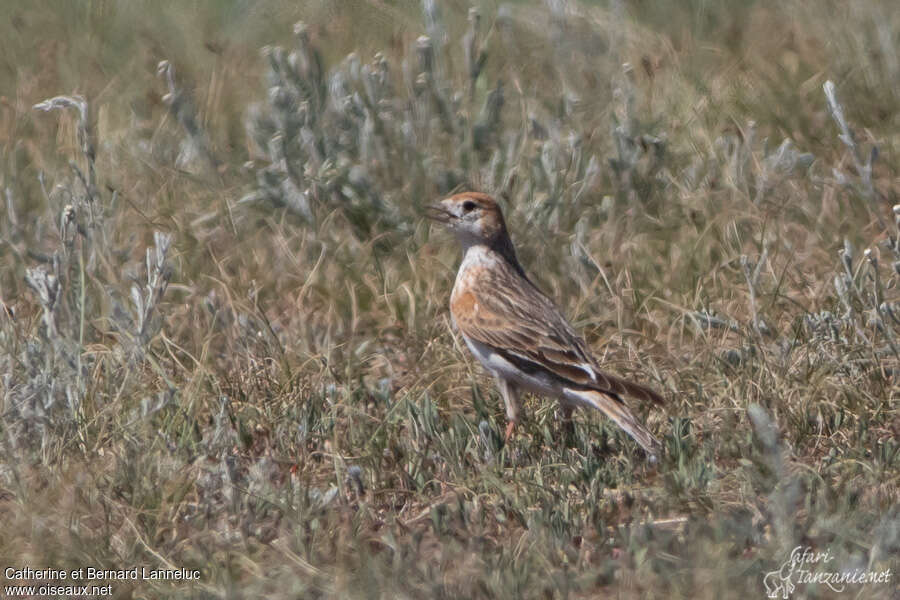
[453,262,663,405]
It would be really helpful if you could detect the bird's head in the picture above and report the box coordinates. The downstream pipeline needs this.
[426,192,509,247]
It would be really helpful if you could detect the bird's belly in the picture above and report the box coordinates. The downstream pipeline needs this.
[462,336,559,397]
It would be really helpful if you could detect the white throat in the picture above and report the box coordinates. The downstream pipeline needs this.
[458,243,500,271]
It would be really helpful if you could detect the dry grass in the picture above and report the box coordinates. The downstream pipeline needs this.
[1,1,898,598]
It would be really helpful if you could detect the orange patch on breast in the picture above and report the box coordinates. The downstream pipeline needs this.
[451,291,479,318]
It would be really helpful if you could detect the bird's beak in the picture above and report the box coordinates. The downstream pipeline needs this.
[425,203,453,224]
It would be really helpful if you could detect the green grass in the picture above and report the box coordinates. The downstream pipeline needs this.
[0,1,897,598]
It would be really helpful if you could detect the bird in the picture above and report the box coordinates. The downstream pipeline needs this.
[427,191,662,459]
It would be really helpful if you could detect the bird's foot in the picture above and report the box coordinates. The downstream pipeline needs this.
[504,421,516,443]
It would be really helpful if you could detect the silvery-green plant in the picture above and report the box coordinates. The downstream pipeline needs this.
[158,60,219,173]
[823,80,884,229]
[2,94,178,457]
[33,95,97,208]
[125,230,173,357]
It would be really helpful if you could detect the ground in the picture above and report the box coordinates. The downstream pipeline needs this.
[0,1,897,598]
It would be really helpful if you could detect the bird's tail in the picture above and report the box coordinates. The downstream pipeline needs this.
[595,371,665,406]
[563,387,660,461]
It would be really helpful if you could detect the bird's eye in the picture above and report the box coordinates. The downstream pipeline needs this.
[462,200,476,213]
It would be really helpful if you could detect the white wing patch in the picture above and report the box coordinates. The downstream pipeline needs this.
[576,362,597,381]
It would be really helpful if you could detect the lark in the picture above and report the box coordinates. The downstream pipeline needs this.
[427,192,662,459]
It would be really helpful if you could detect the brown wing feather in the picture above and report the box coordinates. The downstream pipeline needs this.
[453,259,663,405]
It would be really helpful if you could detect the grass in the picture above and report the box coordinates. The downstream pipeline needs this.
[0,1,898,598]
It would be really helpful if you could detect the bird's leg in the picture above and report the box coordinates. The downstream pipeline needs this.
[496,377,521,443]
[504,421,516,442]
[557,404,576,447]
